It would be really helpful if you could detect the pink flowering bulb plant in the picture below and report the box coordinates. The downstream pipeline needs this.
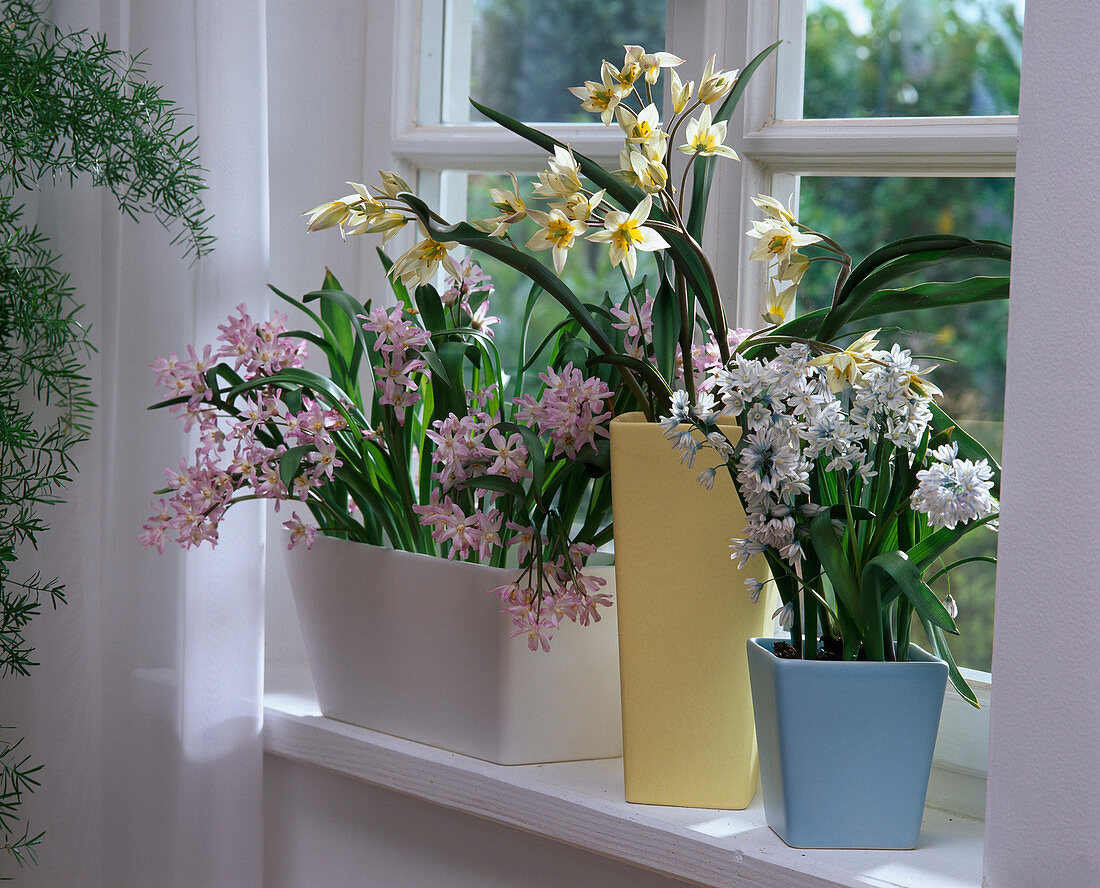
[658,197,1011,706]
[144,256,633,651]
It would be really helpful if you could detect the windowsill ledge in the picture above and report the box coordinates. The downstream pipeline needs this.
[263,676,985,888]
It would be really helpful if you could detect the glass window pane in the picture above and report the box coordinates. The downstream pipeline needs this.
[800,0,1024,118]
[796,175,1013,670]
[432,0,667,124]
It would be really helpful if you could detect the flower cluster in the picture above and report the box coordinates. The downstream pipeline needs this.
[911,442,998,531]
[514,364,614,460]
[746,194,821,325]
[304,45,745,294]
[361,305,431,424]
[414,362,616,650]
[488,543,612,653]
[667,332,997,574]
[140,306,355,553]
[423,406,532,493]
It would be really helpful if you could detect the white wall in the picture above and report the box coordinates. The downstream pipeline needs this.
[264,755,693,888]
[983,3,1100,886]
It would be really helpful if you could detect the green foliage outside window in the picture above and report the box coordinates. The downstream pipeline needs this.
[805,0,1023,118]
[798,1,1023,670]
[469,0,665,123]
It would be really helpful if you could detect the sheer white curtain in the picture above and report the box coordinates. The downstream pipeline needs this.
[4,0,268,885]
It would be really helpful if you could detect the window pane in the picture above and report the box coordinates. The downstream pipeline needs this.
[797,175,1013,670]
[433,0,666,124]
[800,0,1024,118]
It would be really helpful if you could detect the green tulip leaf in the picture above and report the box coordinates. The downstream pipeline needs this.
[469,98,644,211]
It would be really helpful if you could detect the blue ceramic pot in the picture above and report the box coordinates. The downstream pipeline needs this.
[746,637,948,849]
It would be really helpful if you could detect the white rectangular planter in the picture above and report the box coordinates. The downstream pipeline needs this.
[284,535,622,765]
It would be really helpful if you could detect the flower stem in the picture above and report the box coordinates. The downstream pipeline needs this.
[676,271,697,406]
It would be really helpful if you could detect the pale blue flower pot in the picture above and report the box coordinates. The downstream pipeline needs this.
[746,637,948,849]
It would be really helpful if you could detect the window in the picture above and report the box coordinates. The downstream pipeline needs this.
[405,0,1017,676]
[408,0,671,387]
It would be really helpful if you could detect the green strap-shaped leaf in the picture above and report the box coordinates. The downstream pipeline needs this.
[399,193,653,416]
[375,247,415,312]
[925,555,998,585]
[226,367,368,430]
[458,473,528,501]
[432,339,470,418]
[282,328,347,375]
[521,316,580,374]
[269,283,340,348]
[586,353,672,408]
[650,267,680,385]
[414,283,447,332]
[817,239,1010,342]
[301,285,373,398]
[769,275,1010,341]
[469,98,644,211]
[810,512,863,628]
[841,236,1010,308]
[822,503,876,522]
[515,280,545,398]
[318,269,356,365]
[906,513,999,574]
[924,620,980,707]
[866,549,958,634]
[419,347,452,390]
[278,444,314,490]
[399,194,616,355]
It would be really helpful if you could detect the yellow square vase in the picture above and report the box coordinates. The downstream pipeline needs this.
[609,412,771,808]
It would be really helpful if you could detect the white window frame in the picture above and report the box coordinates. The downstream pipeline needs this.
[388,0,1001,819]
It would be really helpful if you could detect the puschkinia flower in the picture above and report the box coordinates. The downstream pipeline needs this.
[663,324,996,576]
[361,305,431,355]
[910,442,999,530]
[361,305,432,425]
[773,601,795,631]
[145,307,360,552]
[149,282,611,653]
[215,305,307,378]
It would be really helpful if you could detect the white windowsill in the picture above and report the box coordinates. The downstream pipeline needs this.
[263,670,985,888]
